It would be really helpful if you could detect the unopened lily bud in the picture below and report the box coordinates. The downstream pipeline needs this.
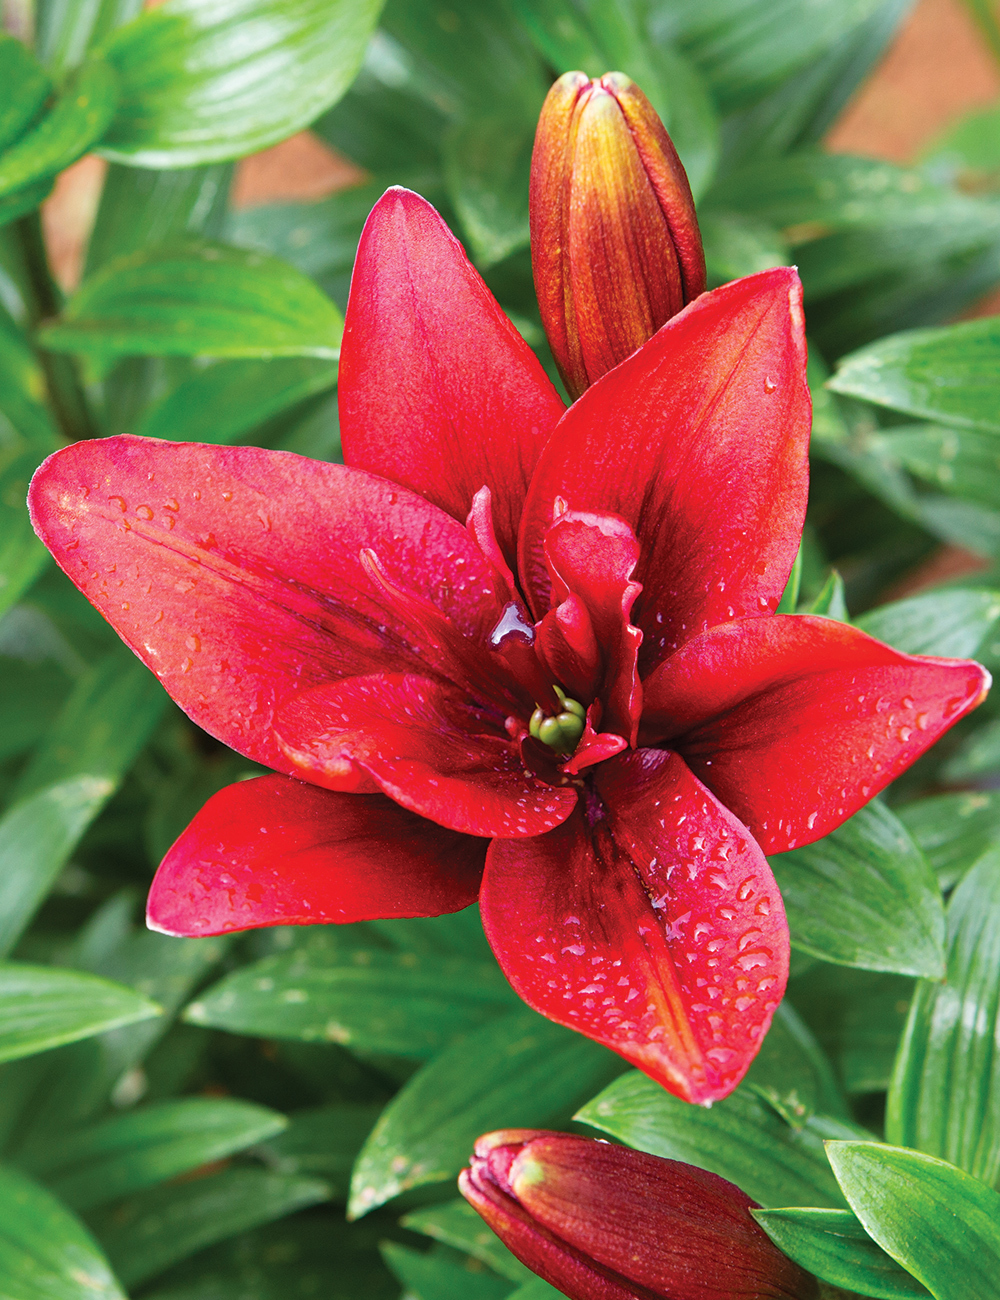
[459,1130,818,1300]
[530,71,706,400]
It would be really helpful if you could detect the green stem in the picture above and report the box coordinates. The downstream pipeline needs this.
[963,0,1000,71]
[12,211,99,442]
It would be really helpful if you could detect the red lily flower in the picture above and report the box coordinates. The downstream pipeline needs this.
[28,188,987,1104]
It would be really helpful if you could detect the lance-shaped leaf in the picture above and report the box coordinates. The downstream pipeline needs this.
[768,800,946,978]
[40,245,343,361]
[0,1163,126,1300]
[402,1198,534,1284]
[0,449,50,621]
[577,1071,864,1209]
[0,964,159,1063]
[752,1207,930,1299]
[826,1142,1000,1300]
[99,0,386,167]
[887,844,1000,1184]
[897,790,1000,890]
[855,589,1000,658]
[381,1242,515,1300]
[0,35,51,151]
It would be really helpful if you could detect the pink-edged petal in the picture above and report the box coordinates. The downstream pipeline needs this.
[147,774,486,937]
[519,268,810,671]
[480,749,788,1104]
[643,614,990,854]
[28,436,514,773]
[339,188,565,567]
[274,673,577,838]
[536,508,643,742]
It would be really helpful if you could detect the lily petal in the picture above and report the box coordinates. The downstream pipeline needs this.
[147,775,487,937]
[28,436,512,773]
[275,673,578,838]
[481,750,788,1103]
[339,187,566,568]
[519,268,810,671]
[643,614,990,853]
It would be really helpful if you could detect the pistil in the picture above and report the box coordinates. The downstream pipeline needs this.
[529,686,586,755]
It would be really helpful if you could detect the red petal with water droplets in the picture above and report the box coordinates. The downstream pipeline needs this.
[275,673,578,838]
[536,509,642,742]
[519,268,810,672]
[146,775,487,937]
[481,750,787,1103]
[28,436,512,773]
[339,187,565,568]
[642,614,990,853]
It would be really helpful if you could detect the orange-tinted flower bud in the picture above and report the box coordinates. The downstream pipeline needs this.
[530,71,706,400]
[460,1130,818,1300]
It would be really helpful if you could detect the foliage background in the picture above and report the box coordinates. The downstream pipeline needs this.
[2,1,1000,1298]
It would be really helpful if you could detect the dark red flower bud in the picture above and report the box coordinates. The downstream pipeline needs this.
[530,71,706,400]
[459,1130,818,1300]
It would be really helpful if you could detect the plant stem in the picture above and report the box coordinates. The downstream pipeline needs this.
[13,210,99,442]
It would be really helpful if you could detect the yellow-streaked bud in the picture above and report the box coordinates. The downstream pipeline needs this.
[530,71,706,401]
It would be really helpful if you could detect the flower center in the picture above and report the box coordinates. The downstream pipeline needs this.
[529,686,586,754]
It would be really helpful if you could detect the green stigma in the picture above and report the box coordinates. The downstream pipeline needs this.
[529,687,586,754]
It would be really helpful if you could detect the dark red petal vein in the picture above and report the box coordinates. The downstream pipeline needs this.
[147,775,487,937]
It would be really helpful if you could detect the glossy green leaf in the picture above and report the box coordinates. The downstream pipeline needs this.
[826,1141,1000,1300]
[99,0,386,167]
[923,102,1000,193]
[873,424,1000,513]
[0,310,61,450]
[788,964,914,1095]
[0,963,159,1063]
[769,800,945,977]
[942,715,1000,781]
[41,244,343,360]
[184,947,517,1056]
[743,1000,849,1124]
[650,0,886,110]
[0,1162,126,1300]
[252,1102,379,1198]
[381,1242,514,1300]
[0,59,118,199]
[577,1071,865,1208]
[87,1168,331,1288]
[34,0,144,78]
[504,1283,564,1300]
[829,317,1000,434]
[402,1199,533,1284]
[0,179,56,229]
[897,790,1000,890]
[28,1098,286,1211]
[855,588,1000,658]
[0,651,167,956]
[804,569,848,620]
[0,449,49,621]
[443,115,535,267]
[752,1207,930,1299]
[0,36,51,152]
[700,210,789,284]
[348,1009,622,1217]
[887,845,1000,1184]
[135,358,338,444]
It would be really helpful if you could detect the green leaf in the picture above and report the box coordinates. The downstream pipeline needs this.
[897,790,1000,890]
[99,0,386,167]
[402,1199,533,1284]
[768,800,945,977]
[252,1102,380,1198]
[443,114,535,267]
[825,1141,1000,1300]
[788,964,914,1094]
[0,59,119,200]
[699,210,789,284]
[743,1000,849,1124]
[752,1207,930,1299]
[505,1283,564,1300]
[873,425,1000,513]
[0,449,49,621]
[0,964,159,1063]
[829,317,1000,434]
[184,947,517,1056]
[0,1162,126,1300]
[0,310,61,449]
[942,715,1000,781]
[40,243,343,361]
[577,1071,863,1208]
[855,588,1000,658]
[135,357,338,444]
[348,1009,622,1218]
[33,0,145,78]
[804,569,848,620]
[0,179,56,229]
[380,1242,514,1300]
[887,845,1000,1184]
[923,102,1000,194]
[0,651,167,956]
[0,36,51,153]
[87,1168,331,1289]
[26,1098,286,1212]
